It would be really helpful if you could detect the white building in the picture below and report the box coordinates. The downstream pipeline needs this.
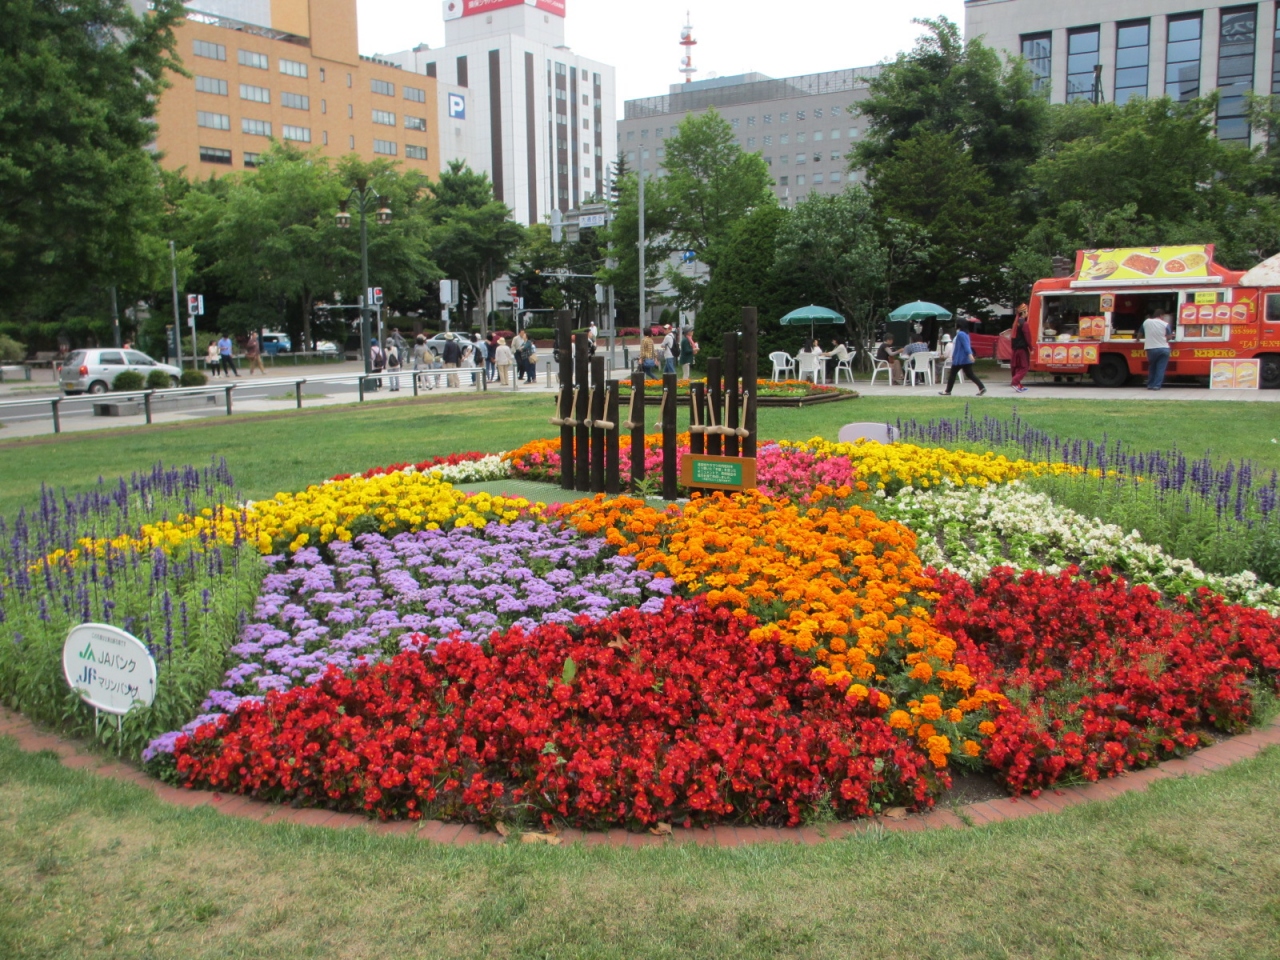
[618,68,879,207]
[965,0,1277,144]
[381,0,616,225]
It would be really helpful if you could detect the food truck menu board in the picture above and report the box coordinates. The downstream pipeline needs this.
[1210,359,1260,390]
[1079,316,1106,339]
[1178,301,1254,324]
[1038,343,1100,367]
[1074,246,1214,283]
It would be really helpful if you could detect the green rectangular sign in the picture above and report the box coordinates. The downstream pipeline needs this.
[691,459,744,487]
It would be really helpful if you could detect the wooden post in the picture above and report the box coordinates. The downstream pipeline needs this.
[741,306,758,459]
[590,356,606,493]
[574,325,590,491]
[723,331,739,458]
[662,371,678,500]
[706,357,723,456]
[690,383,706,455]
[556,310,575,490]
[630,369,646,494]
[605,380,620,495]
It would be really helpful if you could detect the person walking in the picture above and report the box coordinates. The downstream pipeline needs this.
[1143,310,1172,390]
[485,332,499,382]
[1010,304,1032,393]
[471,334,488,384]
[369,340,385,391]
[385,338,401,391]
[441,333,462,388]
[411,335,433,390]
[245,332,266,375]
[205,339,221,377]
[389,327,409,368]
[460,342,478,385]
[660,324,677,375]
[938,327,986,396]
[639,335,657,377]
[523,336,538,383]
[217,333,239,377]
[494,336,514,386]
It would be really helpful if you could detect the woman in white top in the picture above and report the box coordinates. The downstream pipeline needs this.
[494,337,515,385]
[796,338,824,382]
[460,344,477,385]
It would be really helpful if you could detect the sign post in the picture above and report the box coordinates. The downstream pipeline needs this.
[186,294,204,368]
[63,623,158,738]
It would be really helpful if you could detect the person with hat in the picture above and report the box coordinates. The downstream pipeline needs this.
[660,324,676,375]
[494,336,514,386]
[384,337,402,391]
[441,332,462,388]
[411,335,433,390]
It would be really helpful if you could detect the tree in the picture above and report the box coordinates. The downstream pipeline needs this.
[426,161,525,333]
[597,170,673,326]
[854,17,1047,198]
[659,108,775,311]
[773,188,929,356]
[0,0,185,344]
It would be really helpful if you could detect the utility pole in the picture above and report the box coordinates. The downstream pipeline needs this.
[638,149,646,330]
[169,240,183,369]
[110,286,121,349]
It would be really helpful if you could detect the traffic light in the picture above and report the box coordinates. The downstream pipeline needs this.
[367,287,383,305]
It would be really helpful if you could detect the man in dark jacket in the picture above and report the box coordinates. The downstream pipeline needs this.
[441,334,462,388]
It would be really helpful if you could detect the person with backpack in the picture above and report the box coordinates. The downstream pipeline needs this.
[385,338,401,391]
[660,324,676,375]
[522,336,538,383]
[369,340,385,391]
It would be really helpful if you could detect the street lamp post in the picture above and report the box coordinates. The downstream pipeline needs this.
[336,179,391,376]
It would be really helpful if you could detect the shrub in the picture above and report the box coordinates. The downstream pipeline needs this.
[0,334,25,363]
[145,369,172,390]
[111,370,145,392]
[524,327,556,341]
[180,369,208,387]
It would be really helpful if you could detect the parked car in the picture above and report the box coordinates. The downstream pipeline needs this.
[260,331,292,356]
[59,349,182,395]
[314,340,339,355]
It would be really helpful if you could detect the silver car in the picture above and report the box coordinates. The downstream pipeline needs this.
[59,349,183,395]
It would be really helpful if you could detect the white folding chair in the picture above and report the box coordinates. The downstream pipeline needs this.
[868,357,897,386]
[769,351,795,381]
[838,422,899,444]
[796,351,821,384]
[832,351,856,385]
[905,352,934,386]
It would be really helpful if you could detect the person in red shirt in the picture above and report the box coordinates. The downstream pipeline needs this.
[1010,304,1031,393]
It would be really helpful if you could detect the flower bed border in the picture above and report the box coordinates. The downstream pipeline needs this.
[629,389,857,408]
[4,704,1275,847]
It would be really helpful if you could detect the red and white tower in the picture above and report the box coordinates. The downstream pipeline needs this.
[678,12,697,83]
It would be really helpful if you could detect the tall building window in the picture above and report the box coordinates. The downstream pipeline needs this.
[405,116,427,131]
[192,40,225,61]
[282,125,310,142]
[281,92,309,110]
[1114,20,1150,104]
[199,146,232,164]
[372,109,396,126]
[373,139,398,156]
[241,118,271,137]
[279,59,307,78]
[240,84,270,104]
[1166,14,1203,100]
[1218,6,1258,143]
[425,62,436,78]
[243,152,259,167]
[405,145,428,160]
[238,50,268,69]
[371,79,395,96]
[1021,32,1052,92]
[404,86,426,103]
[196,111,230,130]
[1273,5,1280,94]
[457,55,469,87]
[195,76,227,95]
[1066,27,1101,102]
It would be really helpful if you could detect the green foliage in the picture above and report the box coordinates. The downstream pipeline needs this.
[523,327,556,341]
[599,170,673,325]
[0,334,25,363]
[0,0,184,341]
[179,369,207,387]
[111,370,145,392]
[145,369,173,390]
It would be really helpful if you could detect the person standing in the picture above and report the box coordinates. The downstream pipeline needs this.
[471,334,488,384]
[1143,310,1172,390]
[1010,304,1032,393]
[485,332,499,382]
[441,333,462,388]
[411,335,433,390]
[523,336,538,383]
[369,340,385,390]
[678,328,695,380]
[494,336,514,385]
[660,324,676,374]
[245,332,266,375]
[938,327,986,396]
[217,333,239,377]
[510,330,528,383]
[639,335,657,377]
[385,338,401,391]
[205,339,221,377]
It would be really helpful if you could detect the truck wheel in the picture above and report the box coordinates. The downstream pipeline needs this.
[1260,354,1280,390]
[1090,355,1129,388]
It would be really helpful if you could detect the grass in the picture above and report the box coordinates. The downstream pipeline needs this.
[1,737,1278,959]
[1,392,1278,517]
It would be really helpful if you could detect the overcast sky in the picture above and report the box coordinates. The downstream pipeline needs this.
[358,0,968,108]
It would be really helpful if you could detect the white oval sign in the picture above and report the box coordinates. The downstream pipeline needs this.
[63,623,158,715]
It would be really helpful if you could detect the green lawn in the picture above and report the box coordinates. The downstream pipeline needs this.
[1,392,1278,517]
[1,738,1277,959]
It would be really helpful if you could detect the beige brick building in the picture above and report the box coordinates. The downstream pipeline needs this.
[144,0,440,175]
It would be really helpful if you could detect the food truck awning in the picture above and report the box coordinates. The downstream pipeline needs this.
[1240,252,1280,287]
[1068,245,1226,288]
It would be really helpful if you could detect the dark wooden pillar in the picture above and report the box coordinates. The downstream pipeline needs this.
[590,356,606,493]
[706,357,723,457]
[605,380,620,495]
[556,310,574,490]
[630,369,645,494]
[662,371,678,500]
[741,306,758,459]
[574,329,590,491]
[723,331,740,458]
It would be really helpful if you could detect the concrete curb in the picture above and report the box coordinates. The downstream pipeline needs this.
[3,706,1277,848]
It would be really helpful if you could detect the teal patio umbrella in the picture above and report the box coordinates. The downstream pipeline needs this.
[778,305,845,342]
[888,301,953,322]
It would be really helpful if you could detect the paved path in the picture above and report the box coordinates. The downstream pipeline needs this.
[2,704,1276,846]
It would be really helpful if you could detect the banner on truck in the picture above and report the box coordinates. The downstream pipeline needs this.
[1073,246,1215,283]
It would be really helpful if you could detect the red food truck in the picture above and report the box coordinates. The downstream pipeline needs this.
[1028,245,1280,388]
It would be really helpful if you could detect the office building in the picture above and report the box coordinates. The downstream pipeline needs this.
[617,67,880,206]
[964,0,1277,143]
[380,0,617,225]
[138,0,439,174]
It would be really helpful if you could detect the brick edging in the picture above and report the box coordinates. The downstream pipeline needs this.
[3,707,1277,848]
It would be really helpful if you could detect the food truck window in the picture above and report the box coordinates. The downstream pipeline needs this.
[1178,291,1231,341]
[1040,295,1101,339]
[1266,294,1280,323]
[1108,292,1178,336]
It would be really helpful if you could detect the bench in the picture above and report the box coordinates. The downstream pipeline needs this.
[0,365,32,383]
